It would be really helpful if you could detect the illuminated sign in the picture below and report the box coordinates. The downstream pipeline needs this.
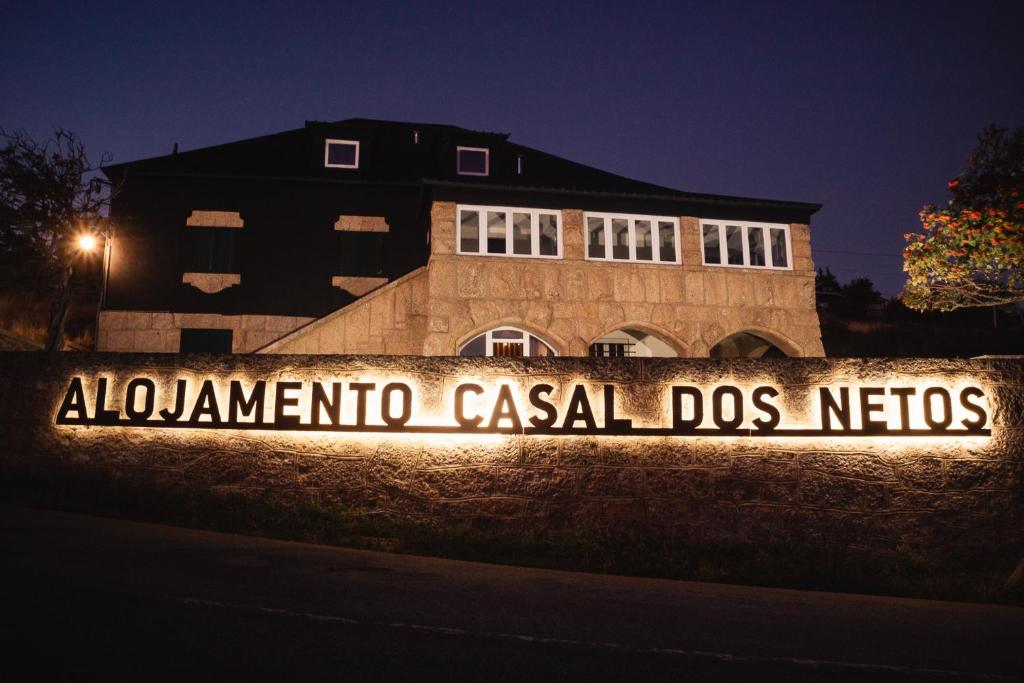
[54,375,992,438]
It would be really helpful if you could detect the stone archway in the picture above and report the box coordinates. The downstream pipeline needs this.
[708,329,801,358]
[588,324,684,358]
[456,323,561,357]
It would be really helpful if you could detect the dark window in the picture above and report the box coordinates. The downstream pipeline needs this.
[726,225,744,265]
[748,226,766,266]
[702,224,721,264]
[635,220,653,261]
[459,334,487,356]
[770,228,788,267]
[460,210,480,252]
[486,211,506,254]
[587,216,605,258]
[189,229,236,273]
[325,140,359,168]
[180,328,232,353]
[658,221,676,262]
[339,233,384,277]
[457,147,489,175]
[538,213,558,256]
[611,218,630,260]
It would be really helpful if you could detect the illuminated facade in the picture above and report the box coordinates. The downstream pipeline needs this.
[98,119,824,357]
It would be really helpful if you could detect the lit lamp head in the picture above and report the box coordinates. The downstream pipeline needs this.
[77,234,98,253]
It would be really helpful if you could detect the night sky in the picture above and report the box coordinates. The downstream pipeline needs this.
[3,0,1021,295]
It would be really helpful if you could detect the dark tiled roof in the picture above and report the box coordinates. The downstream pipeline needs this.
[102,118,820,214]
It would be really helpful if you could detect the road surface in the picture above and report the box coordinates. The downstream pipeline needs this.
[2,505,1021,681]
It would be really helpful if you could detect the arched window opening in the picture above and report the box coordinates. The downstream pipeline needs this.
[709,332,787,359]
[589,328,678,358]
[458,327,556,357]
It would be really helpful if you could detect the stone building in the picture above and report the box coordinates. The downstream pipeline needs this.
[99,118,823,358]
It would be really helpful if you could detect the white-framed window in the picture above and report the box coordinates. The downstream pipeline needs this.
[457,205,562,259]
[324,139,360,169]
[584,212,680,264]
[457,146,489,176]
[700,220,791,269]
[458,327,557,357]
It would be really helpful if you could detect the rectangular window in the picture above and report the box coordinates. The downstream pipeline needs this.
[583,213,680,264]
[748,226,766,266]
[457,146,489,176]
[538,213,558,256]
[487,211,506,254]
[702,224,721,264]
[658,221,675,262]
[635,220,652,261]
[726,225,744,265]
[770,227,788,267]
[456,205,562,259]
[324,139,360,169]
[587,216,605,259]
[512,212,531,255]
[339,233,384,277]
[189,229,236,273]
[700,220,791,269]
[611,218,630,260]
[460,210,479,253]
[180,328,233,354]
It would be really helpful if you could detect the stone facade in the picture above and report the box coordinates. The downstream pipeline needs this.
[259,269,429,354]
[185,210,244,228]
[330,276,389,296]
[97,310,313,353]
[263,202,823,356]
[334,215,390,232]
[181,272,241,294]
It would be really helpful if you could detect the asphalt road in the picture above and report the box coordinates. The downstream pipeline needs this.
[2,505,1021,682]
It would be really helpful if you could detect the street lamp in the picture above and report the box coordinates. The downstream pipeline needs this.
[77,234,98,253]
[46,227,112,351]
[82,227,114,348]
[74,228,111,308]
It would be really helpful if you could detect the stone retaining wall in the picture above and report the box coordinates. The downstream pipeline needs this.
[1,353,1021,561]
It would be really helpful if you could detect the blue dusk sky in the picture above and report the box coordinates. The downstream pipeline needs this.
[2,0,1021,295]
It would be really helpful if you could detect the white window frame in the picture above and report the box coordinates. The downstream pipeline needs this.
[583,212,681,265]
[699,219,792,270]
[459,326,558,357]
[456,205,563,260]
[324,139,360,169]
[457,146,490,176]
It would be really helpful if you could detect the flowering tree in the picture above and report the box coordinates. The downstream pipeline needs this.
[902,126,1023,311]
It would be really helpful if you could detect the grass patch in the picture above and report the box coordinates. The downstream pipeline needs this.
[2,465,1019,605]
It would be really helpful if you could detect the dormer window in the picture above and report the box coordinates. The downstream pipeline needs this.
[324,139,360,169]
[457,146,489,176]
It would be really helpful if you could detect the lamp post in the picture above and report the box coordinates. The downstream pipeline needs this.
[95,226,112,343]
[45,226,111,352]
[81,225,113,350]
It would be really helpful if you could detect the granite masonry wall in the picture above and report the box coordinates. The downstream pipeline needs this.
[1,352,1021,563]
[261,202,824,356]
[97,310,314,353]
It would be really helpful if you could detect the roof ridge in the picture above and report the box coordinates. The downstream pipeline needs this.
[307,118,509,138]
